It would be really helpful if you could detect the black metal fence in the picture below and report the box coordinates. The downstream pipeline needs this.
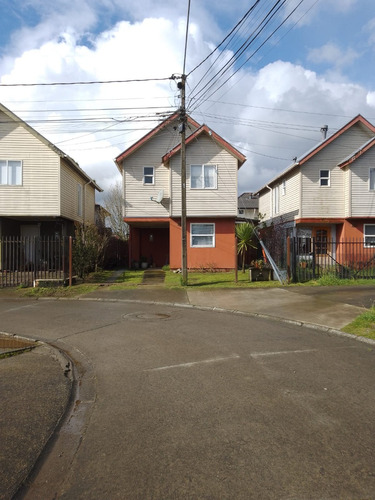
[289,237,375,282]
[0,236,71,288]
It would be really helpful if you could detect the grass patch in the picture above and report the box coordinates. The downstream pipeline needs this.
[108,270,144,288]
[163,270,282,288]
[341,307,375,341]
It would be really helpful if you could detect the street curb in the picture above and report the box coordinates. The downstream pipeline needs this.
[69,296,375,346]
[0,333,75,499]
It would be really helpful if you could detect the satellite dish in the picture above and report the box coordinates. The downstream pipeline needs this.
[156,189,164,203]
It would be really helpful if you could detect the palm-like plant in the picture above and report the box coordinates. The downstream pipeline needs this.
[236,223,257,272]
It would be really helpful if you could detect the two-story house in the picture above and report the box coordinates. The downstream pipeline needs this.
[115,112,246,270]
[0,102,102,239]
[237,192,259,223]
[255,115,375,251]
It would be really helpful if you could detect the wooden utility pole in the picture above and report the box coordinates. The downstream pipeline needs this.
[179,75,188,285]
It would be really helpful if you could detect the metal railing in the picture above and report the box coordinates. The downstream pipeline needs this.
[289,237,375,282]
[0,236,71,288]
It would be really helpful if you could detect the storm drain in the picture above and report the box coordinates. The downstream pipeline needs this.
[122,312,172,321]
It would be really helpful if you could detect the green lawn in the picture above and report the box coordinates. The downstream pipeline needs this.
[341,308,375,341]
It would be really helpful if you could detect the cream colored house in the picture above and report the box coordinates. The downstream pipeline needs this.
[115,112,246,269]
[255,115,375,246]
[0,103,102,238]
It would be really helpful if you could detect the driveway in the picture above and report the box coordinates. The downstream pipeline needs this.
[0,296,374,499]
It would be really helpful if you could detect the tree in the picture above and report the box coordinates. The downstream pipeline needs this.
[103,181,128,240]
[73,223,109,278]
[236,222,257,272]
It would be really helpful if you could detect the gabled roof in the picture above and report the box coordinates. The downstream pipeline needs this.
[238,192,259,209]
[114,112,201,168]
[338,136,375,168]
[161,124,246,167]
[0,102,102,191]
[255,114,375,194]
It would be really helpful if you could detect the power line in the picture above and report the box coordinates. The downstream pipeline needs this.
[0,76,175,87]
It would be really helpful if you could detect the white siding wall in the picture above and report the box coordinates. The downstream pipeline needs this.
[351,147,375,216]
[171,135,238,217]
[258,171,300,223]
[122,123,181,218]
[301,125,373,218]
[0,112,60,215]
[60,162,96,224]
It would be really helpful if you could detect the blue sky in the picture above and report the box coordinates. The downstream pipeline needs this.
[0,0,374,195]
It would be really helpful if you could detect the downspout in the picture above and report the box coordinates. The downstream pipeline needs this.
[83,180,92,225]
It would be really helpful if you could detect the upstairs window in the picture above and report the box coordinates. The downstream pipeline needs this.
[320,169,330,187]
[190,223,215,247]
[191,164,217,189]
[143,167,154,185]
[369,168,375,191]
[0,160,22,185]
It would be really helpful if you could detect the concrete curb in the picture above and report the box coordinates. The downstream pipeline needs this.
[71,295,375,346]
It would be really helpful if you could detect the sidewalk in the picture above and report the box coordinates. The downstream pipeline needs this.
[0,343,72,499]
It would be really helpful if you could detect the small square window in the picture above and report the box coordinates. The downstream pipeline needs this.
[320,170,330,187]
[143,167,154,185]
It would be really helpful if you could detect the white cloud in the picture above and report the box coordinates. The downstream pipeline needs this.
[307,43,360,69]
[0,7,374,200]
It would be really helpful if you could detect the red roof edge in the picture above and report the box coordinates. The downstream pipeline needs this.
[338,136,375,168]
[114,112,201,168]
[162,124,246,167]
[299,114,375,166]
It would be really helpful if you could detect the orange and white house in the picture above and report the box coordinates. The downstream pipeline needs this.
[256,114,375,246]
[115,112,246,270]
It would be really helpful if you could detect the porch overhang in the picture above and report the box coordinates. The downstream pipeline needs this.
[124,217,169,228]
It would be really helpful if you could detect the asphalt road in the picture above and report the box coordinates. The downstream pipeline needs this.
[1,297,374,499]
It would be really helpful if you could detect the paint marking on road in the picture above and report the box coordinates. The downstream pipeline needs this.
[146,354,240,372]
[2,304,36,314]
[250,349,318,358]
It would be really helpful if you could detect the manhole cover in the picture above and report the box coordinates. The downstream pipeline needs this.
[122,312,172,321]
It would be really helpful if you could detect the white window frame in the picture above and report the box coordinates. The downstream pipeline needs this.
[143,166,154,185]
[364,224,375,248]
[273,184,280,214]
[281,179,286,196]
[77,183,83,217]
[190,223,215,248]
[369,168,375,191]
[0,160,22,186]
[320,169,330,187]
[190,164,217,189]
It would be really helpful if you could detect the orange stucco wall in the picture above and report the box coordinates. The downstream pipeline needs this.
[170,217,236,270]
